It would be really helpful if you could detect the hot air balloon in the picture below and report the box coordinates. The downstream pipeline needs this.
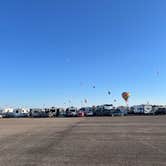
[122,92,130,103]
[84,99,88,103]
[157,71,159,76]
[108,91,111,95]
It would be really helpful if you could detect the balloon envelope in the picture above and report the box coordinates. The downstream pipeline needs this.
[84,99,88,103]
[122,92,130,102]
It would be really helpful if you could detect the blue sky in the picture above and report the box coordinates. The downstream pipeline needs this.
[0,0,166,108]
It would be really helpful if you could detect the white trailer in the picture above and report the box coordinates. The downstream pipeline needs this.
[30,108,47,118]
[132,105,153,114]
[66,107,77,117]
[2,108,14,117]
[13,108,30,117]
[144,105,153,114]
[95,104,114,116]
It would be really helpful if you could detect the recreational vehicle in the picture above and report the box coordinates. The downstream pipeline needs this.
[79,107,94,116]
[13,108,30,117]
[95,104,114,116]
[29,108,47,118]
[152,105,166,115]
[131,105,153,115]
[66,107,77,117]
[2,108,14,117]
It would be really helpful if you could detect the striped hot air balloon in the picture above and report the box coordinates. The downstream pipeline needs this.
[122,92,130,102]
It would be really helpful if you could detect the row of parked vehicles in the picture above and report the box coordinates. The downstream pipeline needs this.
[0,104,166,118]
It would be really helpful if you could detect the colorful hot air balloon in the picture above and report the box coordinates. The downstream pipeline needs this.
[122,92,130,102]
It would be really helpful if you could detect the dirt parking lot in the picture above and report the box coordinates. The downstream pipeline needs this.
[0,116,166,166]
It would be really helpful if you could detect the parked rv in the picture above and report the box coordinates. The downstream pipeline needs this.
[2,108,14,118]
[66,107,77,117]
[131,105,153,115]
[13,108,30,118]
[46,107,58,118]
[29,108,48,118]
[95,104,114,116]
[45,107,65,118]
[117,106,128,115]
[112,109,124,116]
[79,107,94,116]
[152,105,166,115]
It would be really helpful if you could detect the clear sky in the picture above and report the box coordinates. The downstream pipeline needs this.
[0,0,166,108]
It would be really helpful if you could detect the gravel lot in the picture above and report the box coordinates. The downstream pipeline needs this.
[0,116,166,166]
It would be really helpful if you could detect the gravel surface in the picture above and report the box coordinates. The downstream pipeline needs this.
[0,116,166,166]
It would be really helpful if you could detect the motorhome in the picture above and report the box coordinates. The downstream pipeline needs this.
[13,108,30,117]
[79,107,94,116]
[29,108,47,118]
[2,108,14,117]
[117,106,128,115]
[95,104,114,116]
[131,105,153,115]
[152,105,166,115]
[66,107,77,117]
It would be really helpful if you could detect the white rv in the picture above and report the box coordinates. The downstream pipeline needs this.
[95,104,114,116]
[13,108,30,117]
[131,105,153,114]
[66,107,77,117]
[30,108,47,118]
[2,108,14,117]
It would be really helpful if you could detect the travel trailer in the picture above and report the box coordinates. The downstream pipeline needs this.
[79,107,94,116]
[13,108,30,117]
[152,105,166,115]
[66,107,77,117]
[2,108,14,117]
[131,105,153,114]
[95,104,114,116]
[29,108,47,118]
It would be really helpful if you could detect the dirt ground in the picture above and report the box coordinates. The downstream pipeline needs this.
[0,116,166,166]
